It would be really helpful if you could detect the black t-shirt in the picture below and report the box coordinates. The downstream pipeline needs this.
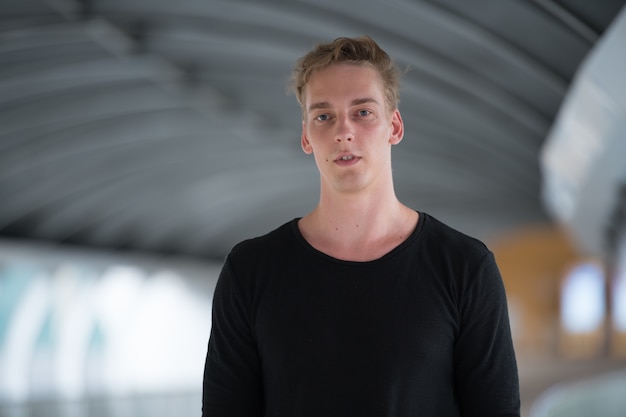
[203,212,520,417]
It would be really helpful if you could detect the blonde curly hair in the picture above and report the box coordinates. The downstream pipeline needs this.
[290,35,401,116]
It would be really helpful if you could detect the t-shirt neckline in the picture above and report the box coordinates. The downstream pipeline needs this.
[289,211,425,265]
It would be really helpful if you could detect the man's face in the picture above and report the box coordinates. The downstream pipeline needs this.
[301,63,404,195]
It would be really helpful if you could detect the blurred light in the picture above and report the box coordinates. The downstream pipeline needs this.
[615,274,626,331]
[0,267,50,401]
[125,270,211,392]
[53,265,98,400]
[561,262,606,333]
[613,238,626,331]
[1,258,215,403]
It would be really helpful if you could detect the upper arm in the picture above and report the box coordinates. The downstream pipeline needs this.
[453,252,521,416]
[202,258,263,417]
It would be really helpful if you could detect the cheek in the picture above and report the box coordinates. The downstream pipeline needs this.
[311,153,332,173]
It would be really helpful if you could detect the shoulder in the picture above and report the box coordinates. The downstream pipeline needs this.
[418,213,504,304]
[216,219,299,296]
[227,218,298,264]
[420,212,490,260]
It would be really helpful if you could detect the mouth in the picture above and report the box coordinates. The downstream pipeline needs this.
[334,153,360,165]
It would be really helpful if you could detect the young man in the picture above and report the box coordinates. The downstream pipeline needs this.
[203,36,520,417]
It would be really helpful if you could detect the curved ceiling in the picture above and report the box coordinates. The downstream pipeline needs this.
[1,0,624,262]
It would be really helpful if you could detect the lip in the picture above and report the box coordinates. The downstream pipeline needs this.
[334,153,360,166]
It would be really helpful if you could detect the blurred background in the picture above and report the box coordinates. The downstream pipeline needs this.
[1,0,626,416]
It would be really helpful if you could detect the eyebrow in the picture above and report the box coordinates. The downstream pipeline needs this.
[351,97,379,106]
[307,97,379,113]
[307,101,331,112]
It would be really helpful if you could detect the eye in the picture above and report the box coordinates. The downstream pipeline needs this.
[358,109,371,117]
[315,114,330,121]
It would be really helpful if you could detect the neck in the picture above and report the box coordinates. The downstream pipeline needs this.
[316,185,401,231]
[298,182,418,261]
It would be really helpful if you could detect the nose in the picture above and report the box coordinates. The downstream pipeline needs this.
[334,115,354,143]
[334,133,354,143]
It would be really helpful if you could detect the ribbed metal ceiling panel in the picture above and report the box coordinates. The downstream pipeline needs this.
[1,0,624,260]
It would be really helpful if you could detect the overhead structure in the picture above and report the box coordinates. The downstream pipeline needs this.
[541,5,626,256]
[1,0,625,261]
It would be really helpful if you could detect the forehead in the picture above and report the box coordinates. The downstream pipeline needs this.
[304,63,385,105]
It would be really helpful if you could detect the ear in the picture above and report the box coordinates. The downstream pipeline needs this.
[389,109,404,145]
[301,121,313,154]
